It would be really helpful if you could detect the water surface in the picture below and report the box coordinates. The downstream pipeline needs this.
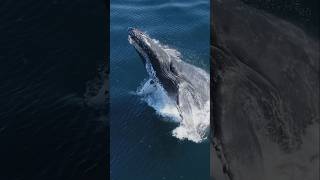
[110,0,210,179]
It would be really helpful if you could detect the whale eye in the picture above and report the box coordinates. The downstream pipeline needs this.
[170,63,178,75]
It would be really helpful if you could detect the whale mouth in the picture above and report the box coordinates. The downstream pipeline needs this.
[128,28,158,81]
[128,27,141,39]
[128,27,156,66]
[128,27,140,46]
[128,27,152,52]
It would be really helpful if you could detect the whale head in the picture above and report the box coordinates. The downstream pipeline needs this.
[128,27,180,96]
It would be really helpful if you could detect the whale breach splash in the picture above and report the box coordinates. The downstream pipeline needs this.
[136,75,210,143]
[129,28,209,143]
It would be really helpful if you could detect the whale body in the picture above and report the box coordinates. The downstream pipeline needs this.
[128,28,210,142]
[211,0,319,180]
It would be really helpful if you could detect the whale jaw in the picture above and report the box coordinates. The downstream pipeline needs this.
[128,28,180,96]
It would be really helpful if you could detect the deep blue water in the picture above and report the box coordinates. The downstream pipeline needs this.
[0,1,107,180]
[110,0,210,179]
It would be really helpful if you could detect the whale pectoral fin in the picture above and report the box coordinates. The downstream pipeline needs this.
[176,84,192,112]
[176,83,198,127]
[213,70,266,179]
[176,91,188,120]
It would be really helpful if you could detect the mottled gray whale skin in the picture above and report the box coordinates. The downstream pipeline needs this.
[128,28,209,121]
[211,0,319,180]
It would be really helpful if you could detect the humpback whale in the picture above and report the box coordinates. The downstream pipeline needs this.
[128,28,210,143]
[211,0,319,180]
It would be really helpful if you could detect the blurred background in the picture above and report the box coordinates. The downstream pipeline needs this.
[0,0,108,180]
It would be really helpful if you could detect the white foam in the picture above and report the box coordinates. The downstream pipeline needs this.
[137,78,181,123]
[136,77,209,143]
[172,100,210,143]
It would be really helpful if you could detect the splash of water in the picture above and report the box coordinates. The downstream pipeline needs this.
[136,76,209,143]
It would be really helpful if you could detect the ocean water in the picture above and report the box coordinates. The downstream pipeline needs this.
[110,0,210,179]
[0,1,107,180]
